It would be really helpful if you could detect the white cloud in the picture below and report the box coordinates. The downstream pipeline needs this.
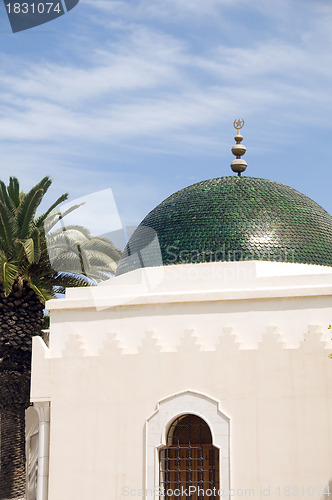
[0,30,184,107]
[84,0,255,20]
[0,29,330,150]
[1,0,332,223]
[2,0,331,149]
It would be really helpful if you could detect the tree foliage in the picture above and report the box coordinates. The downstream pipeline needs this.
[0,176,122,499]
[0,175,121,301]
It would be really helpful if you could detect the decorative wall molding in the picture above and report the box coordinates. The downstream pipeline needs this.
[100,332,123,355]
[61,334,86,357]
[138,331,162,354]
[177,329,201,353]
[50,325,331,358]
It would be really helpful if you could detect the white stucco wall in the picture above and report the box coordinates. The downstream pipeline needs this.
[30,261,332,500]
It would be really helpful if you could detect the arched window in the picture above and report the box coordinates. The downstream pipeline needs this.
[159,414,220,499]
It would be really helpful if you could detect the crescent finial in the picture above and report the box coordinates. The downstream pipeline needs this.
[233,119,244,131]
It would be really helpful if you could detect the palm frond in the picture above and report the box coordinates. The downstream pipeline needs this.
[7,177,20,208]
[48,252,86,274]
[0,201,18,254]
[16,188,44,240]
[48,224,92,239]
[81,249,118,271]
[19,227,41,264]
[82,237,122,260]
[45,228,90,259]
[43,203,85,233]
[25,277,53,302]
[52,272,92,289]
[31,227,41,263]
[0,180,15,212]
[0,252,19,295]
[33,176,53,196]
[34,193,69,228]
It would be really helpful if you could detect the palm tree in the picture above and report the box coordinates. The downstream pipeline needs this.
[45,220,120,282]
[0,176,121,499]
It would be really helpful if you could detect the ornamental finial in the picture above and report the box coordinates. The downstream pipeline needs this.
[231,119,247,176]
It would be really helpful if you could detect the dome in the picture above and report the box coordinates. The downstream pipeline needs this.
[116,176,332,275]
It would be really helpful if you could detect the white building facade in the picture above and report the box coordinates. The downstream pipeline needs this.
[30,260,332,500]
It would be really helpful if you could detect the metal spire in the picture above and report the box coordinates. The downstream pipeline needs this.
[231,119,247,176]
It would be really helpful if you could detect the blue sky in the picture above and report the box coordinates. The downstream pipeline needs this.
[0,0,331,246]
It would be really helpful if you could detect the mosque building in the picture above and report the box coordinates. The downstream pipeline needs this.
[28,122,332,500]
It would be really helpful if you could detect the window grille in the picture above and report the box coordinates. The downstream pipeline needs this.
[159,414,220,499]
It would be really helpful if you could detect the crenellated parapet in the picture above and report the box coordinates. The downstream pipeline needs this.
[31,322,332,415]
[35,323,331,359]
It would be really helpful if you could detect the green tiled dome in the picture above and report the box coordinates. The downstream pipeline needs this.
[116,176,332,275]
